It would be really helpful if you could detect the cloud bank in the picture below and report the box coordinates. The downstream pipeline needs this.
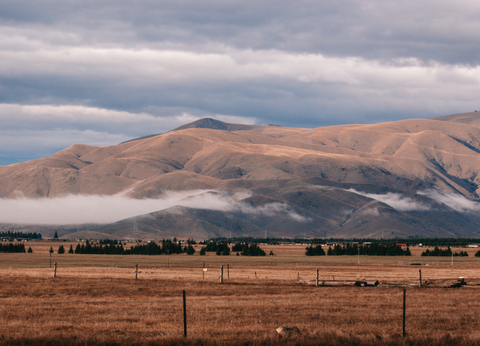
[0,190,308,225]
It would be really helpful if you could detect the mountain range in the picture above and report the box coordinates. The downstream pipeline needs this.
[2,112,480,240]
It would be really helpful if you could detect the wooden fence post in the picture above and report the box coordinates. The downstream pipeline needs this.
[135,264,138,280]
[183,290,187,337]
[53,262,57,278]
[419,269,422,288]
[403,288,406,337]
[316,269,319,287]
[220,266,224,284]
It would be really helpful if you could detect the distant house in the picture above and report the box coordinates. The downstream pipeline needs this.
[396,243,407,251]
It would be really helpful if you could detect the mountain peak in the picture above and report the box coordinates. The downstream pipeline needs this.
[173,118,255,132]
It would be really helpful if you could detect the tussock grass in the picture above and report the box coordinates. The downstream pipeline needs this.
[1,273,480,344]
[1,333,479,346]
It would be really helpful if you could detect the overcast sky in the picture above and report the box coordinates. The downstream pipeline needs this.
[1,0,479,165]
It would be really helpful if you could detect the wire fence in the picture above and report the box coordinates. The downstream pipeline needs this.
[2,282,480,342]
[3,255,480,343]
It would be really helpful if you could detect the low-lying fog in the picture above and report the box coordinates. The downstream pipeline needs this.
[0,190,307,225]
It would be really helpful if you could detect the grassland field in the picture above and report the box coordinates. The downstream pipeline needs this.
[2,241,480,345]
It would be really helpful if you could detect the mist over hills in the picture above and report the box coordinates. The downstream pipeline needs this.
[2,112,480,240]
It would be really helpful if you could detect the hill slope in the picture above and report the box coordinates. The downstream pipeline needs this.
[2,114,480,239]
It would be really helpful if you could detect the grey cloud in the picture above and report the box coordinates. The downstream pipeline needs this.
[1,1,479,64]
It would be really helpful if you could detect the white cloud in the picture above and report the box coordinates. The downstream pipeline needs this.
[2,45,480,91]
[0,190,308,225]
[0,103,256,134]
[346,189,431,212]
[347,188,480,214]
[418,188,480,213]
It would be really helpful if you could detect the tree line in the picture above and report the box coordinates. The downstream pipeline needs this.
[53,240,195,255]
[0,242,26,253]
[212,236,480,247]
[199,241,267,256]
[421,246,468,256]
[0,231,42,240]
[306,243,411,256]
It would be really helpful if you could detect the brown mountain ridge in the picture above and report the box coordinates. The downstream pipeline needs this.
[2,112,480,239]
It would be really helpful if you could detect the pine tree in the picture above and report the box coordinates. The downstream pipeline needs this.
[53,231,58,239]
[68,245,74,254]
[222,245,230,256]
[186,244,196,255]
[58,245,65,254]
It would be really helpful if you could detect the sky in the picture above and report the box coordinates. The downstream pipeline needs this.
[1,0,479,166]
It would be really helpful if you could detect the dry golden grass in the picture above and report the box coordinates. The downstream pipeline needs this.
[2,243,480,345]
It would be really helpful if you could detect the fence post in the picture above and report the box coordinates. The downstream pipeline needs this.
[403,288,406,337]
[183,290,187,337]
[53,262,57,278]
[220,266,223,284]
[316,268,318,287]
[135,264,138,280]
[203,262,205,280]
[419,269,422,288]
